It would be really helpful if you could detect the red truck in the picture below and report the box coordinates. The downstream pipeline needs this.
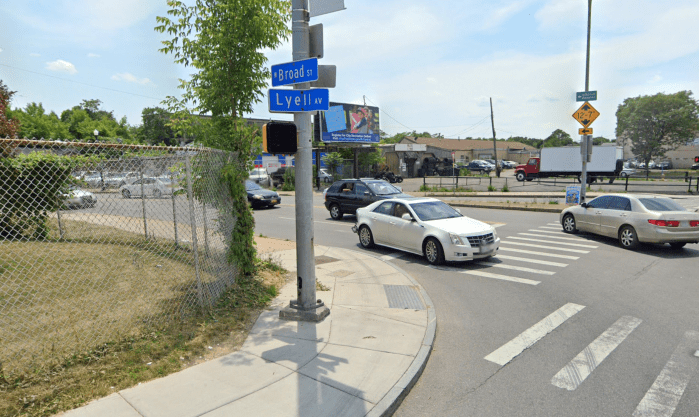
[515,146,624,183]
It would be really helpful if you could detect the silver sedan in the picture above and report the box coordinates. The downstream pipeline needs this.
[352,197,500,265]
[560,194,699,249]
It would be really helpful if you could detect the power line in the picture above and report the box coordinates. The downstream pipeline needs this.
[362,96,413,131]
[0,63,164,101]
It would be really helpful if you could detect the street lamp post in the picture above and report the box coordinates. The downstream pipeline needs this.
[93,129,99,143]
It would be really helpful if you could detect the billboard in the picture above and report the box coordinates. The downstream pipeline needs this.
[319,102,380,143]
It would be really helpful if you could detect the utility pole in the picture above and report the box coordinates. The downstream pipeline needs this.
[279,0,329,322]
[490,97,499,177]
[580,0,592,203]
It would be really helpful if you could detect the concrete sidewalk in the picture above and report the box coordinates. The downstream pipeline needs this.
[59,245,436,417]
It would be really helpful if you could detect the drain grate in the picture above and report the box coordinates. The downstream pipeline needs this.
[384,285,425,310]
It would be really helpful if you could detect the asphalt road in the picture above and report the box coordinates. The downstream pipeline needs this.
[251,194,699,417]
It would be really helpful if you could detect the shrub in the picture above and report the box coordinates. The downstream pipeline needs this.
[487,185,496,191]
[501,184,510,192]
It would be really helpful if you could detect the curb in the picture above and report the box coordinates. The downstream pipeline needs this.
[448,202,564,213]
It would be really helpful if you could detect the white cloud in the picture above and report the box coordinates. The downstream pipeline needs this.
[45,59,77,74]
[0,48,3,53]
[111,72,152,85]
[482,0,532,31]
[88,53,100,58]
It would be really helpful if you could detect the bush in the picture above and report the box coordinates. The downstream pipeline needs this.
[487,185,496,191]
[501,184,510,192]
[281,167,295,191]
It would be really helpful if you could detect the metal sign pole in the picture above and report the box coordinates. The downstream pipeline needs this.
[580,0,592,203]
[280,0,329,322]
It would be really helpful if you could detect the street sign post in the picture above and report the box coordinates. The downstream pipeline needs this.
[268,88,330,113]
[576,90,597,101]
[572,101,600,128]
[271,58,319,87]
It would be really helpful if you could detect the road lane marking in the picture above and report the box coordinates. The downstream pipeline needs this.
[508,236,598,249]
[494,255,568,267]
[460,270,540,286]
[519,233,590,242]
[633,331,699,417]
[498,247,580,260]
[476,261,556,275]
[551,316,643,391]
[539,226,566,230]
[501,241,590,254]
[485,303,586,366]
[529,229,570,235]
[547,223,561,225]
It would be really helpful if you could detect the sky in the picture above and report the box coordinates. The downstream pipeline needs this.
[1,0,698,142]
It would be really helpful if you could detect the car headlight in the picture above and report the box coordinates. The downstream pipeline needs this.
[449,233,464,245]
[253,194,264,200]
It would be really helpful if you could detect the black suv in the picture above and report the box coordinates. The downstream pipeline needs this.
[270,167,294,188]
[463,160,493,174]
[324,179,411,220]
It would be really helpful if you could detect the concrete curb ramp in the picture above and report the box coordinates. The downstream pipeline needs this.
[57,245,436,417]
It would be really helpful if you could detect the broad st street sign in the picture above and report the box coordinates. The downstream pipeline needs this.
[271,58,319,87]
[269,88,330,113]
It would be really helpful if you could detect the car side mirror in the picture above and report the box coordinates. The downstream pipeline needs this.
[580,202,588,208]
[455,208,461,214]
[401,213,414,221]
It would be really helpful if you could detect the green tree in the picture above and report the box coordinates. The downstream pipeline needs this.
[592,136,613,145]
[0,80,20,138]
[155,0,290,275]
[542,129,574,148]
[61,102,132,141]
[616,91,699,170]
[138,107,177,145]
[322,152,343,178]
[9,102,71,139]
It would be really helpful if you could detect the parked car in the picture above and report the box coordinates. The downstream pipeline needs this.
[271,167,294,188]
[245,180,281,209]
[248,168,270,186]
[120,177,179,199]
[62,185,97,209]
[324,178,412,220]
[463,160,493,174]
[499,160,517,169]
[318,168,333,183]
[655,161,672,170]
[692,162,699,170]
[619,168,636,178]
[352,197,500,265]
[560,194,699,249]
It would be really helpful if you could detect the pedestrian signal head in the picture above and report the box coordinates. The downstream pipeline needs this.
[695,156,699,163]
[262,122,298,154]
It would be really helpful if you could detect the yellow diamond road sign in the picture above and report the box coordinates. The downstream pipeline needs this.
[572,101,599,128]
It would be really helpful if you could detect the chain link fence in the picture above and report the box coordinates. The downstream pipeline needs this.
[0,139,241,375]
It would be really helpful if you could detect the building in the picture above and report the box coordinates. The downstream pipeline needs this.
[380,137,534,177]
[617,137,699,169]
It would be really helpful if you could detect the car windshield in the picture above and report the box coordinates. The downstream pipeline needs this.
[638,198,686,212]
[366,182,401,195]
[245,180,261,191]
[409,201,463,221]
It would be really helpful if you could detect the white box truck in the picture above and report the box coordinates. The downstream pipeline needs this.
[514,146,624,183]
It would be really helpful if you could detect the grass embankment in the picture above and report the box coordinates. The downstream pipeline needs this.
[0,219,288,417]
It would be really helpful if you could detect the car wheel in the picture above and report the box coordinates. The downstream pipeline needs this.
[620,172,628,178]
[516,172,525,182]
[153,189,162,199]
[122,189,131,199]
[562,214,577,234]
[330,204,344,220]
[619,225,639,249]
[670,242,686,249]
[358,225,375,249]
[424,237,445,265]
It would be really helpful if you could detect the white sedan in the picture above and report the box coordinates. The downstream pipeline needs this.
[352,197,500,265]
[120,177,179,199]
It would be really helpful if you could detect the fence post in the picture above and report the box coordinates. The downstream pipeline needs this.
[185,156,205,309]
[202,202,210,257]
[625,176,629,192]
[55,196,64,239]
[170,170,179,247]
[489,177,492,187]
[688,176,692,193]
[140,169,148,238]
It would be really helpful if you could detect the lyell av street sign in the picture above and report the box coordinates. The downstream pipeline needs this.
[572,101,600,128]
[271,58,319,87]
[269,88,330,113]
[576,90,597,101]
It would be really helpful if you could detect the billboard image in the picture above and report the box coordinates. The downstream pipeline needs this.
[319,102,380,143]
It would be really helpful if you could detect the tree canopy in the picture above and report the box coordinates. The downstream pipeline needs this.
[136,107,177,146]
[616,91,699,165]
[541,129,574,148]
[0,80,20,138]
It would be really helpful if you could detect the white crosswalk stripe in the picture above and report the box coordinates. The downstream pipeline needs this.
[494,255,568,267]
[485,303,586,366]
[519,233,590,242]
[551,316,643,391]
[539,226,565,230]
[633,331,699,417]
[547,223,561,225]
[498,247,580,260]
[475,261,556,275]
[460,269,540,286]
[508,236,598,249]
[529,229,572,235]
[502,241,590,254]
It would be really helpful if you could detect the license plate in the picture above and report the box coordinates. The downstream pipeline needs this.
[271,199,278,204]
[479,243,494,254]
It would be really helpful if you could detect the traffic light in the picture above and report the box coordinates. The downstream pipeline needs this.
[262,122,297,154]
[695,156,699,163]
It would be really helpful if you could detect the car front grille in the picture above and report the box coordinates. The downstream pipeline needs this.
[467,233,495,247]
